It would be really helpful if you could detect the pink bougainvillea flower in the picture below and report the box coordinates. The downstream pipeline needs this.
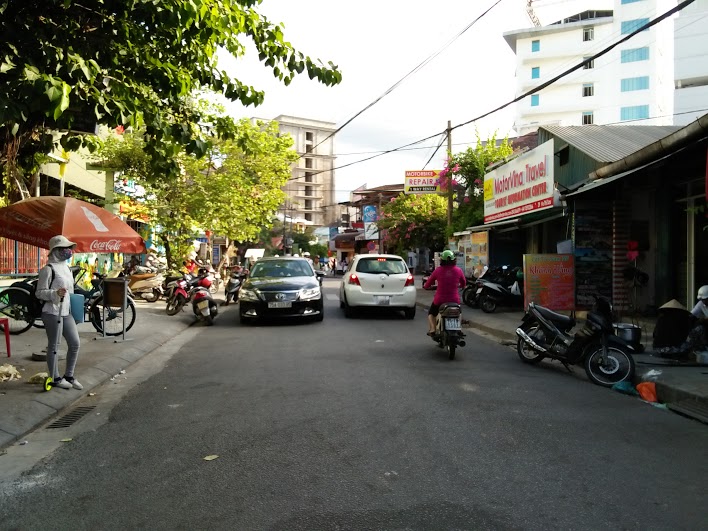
[452,164,460,173]
[463,197,470,203]
[474,178,482,185]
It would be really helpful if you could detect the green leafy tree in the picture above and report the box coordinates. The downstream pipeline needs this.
[377,194,448,255]
[0,0,341,201]
[446,131,514,233]
[96,118,296,266]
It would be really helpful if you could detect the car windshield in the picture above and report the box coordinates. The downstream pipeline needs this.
[356,258,408,275]
[249,260,313,278]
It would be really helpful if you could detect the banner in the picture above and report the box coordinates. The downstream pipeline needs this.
[523,253,575,311]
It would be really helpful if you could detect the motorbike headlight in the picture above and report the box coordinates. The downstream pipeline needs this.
[299,286,321,301]
[239,289,260,302]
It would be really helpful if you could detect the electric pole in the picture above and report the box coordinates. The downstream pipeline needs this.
[447,120,453,228]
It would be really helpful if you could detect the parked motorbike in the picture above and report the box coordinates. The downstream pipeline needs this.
[421,266,435,289]
[222,267,247,306]
[477,266,524,313]
[431,302,466,360]
[463,265,512,308]
[515,294,636,387]
[164,273,198,316]
[126,269,164,303]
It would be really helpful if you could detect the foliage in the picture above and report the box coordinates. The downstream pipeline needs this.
[0,0,341,201]
[95,118,296,266]
[377,194,448,254]
[447,131,514,233]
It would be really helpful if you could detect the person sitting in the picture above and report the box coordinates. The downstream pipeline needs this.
[423,250,466,336]
[657,286,708,359]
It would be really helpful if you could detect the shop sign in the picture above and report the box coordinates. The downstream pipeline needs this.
[363,205,378,222]
[404,170,442,194]
[523,253,575,311]
[483,140,555,223]
[466,232,489,278]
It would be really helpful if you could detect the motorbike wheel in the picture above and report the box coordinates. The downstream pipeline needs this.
[448,341,456,360]
[165,296,184,316]
[142,288,161,303]
[204,315,214,326]
[516,324,545,364]
[584,345,635,387]
[462,288,478,308]
[479,294,497,313]
[209,281,219,295]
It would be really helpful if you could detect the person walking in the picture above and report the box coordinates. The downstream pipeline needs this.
[35,235,83,390]
[423,250,466,336]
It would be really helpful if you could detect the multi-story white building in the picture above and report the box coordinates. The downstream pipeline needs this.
[271,115,337,227]
[504,0,676,134]
[674,0,708,125]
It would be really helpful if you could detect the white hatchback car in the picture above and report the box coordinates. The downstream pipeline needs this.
[339,254,416,319]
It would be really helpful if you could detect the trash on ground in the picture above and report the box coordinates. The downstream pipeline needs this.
[89,392,96,396]
[119,370,126,374]
[612,381,639,396]
[60,438,72,442]
[18,440,28,445]
[0,364,22,382]
[643,369,663,380]
[203,455,219,461]
[636,382,658,402]
[27,372,49,384]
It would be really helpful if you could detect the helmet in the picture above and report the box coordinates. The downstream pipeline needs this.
[441,250,455,262]
[697,285,708,300]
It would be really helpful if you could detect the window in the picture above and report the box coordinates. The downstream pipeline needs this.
[621,76,650,92]
[621,18,649,34]
[582,111,594,125]
[621,47,650,63]
[305,171,313,183]
[583,27,594,41]
[583,57,594,69]
[305,186,313,196]
[305,158,313,169]
[305,132,314,142]
[531,39,540,52]
[305,200,313,210]
[620,105,650,121]
[531,67,540,79]
[305,144,313,153]
[582,83,594,97]
[559,146,570,165]
[531,94,539,106]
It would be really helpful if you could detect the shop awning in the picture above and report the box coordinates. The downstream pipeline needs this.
[332,231,362,241]
[465,207,566,233]
[466,218,520,232]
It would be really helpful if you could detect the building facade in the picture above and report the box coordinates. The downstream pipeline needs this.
[504,0,676,134]
[272,115,337,228]
[674,0,708,125]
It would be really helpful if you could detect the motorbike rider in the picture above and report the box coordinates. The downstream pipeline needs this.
[423,250,466,336]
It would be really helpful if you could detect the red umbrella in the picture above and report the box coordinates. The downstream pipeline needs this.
[0,196,147,254]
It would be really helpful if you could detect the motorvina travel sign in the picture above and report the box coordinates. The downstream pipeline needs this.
[483,139,555,223]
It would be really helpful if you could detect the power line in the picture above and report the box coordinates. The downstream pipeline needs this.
[306,0,505,156]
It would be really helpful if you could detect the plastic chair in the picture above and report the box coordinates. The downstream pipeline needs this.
[0,317,11,357]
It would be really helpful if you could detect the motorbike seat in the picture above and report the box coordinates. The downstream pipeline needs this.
[439,302,461,313]
[130,273,155,281]
[532,304,575,327]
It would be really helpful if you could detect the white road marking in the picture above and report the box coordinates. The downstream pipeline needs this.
[325,294,339,301]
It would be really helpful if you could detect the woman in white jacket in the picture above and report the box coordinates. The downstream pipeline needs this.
[35,235,82,390]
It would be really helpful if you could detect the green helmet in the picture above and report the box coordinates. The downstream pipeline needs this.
[441,250,455,262]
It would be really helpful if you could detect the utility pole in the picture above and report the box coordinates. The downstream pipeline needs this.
[377,193,383,253]
[447,120,453,228]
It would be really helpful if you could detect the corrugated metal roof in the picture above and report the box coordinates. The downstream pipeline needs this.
[541,125,682,164]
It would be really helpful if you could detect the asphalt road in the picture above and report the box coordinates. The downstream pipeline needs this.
[1,277,707,530]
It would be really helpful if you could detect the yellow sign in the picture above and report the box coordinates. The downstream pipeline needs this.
[404,170,441,194]
[483,178,494,202]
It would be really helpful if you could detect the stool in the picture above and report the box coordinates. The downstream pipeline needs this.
[0,317,11,357]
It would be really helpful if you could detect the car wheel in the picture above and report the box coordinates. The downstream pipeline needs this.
[404,306,416,319]
[239,312,249,325]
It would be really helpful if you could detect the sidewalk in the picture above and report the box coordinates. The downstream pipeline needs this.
[414,276,708,423]
[0,302,194,449]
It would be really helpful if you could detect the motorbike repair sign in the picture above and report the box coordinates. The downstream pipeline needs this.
[523,253,575,311]
[483,140,555,223]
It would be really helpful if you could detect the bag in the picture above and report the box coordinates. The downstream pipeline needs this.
[636,382,658,403]
[12,264,55,317]
[70,293,85,323]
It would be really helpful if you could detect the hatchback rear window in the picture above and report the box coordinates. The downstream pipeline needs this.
[356,258,408,275]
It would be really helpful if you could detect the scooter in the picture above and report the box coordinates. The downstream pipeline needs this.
[431,303,466,360]
[191,275,218,326]
[515,294,636,387]
[222,267,247,305]
[164,273,196,316]
[127,270,164,303]
[477,267,524,313]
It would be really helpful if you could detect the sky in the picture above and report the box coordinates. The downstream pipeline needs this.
[217,0,611,203]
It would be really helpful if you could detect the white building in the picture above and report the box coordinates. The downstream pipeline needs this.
[674,0,708,125]
[271,115,337,227]
[504,0,676,134]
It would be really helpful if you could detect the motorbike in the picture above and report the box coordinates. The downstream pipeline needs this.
[222,267,248,305]
[421,266,435,288]
[431,302,466,360]
[191,275,219,326]
[126,267,164,303]
[515,294,636,387]
[164,273,199,316]
[463,265,511,308]
[477,266,524,313]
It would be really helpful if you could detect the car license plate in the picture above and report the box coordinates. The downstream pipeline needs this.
[476,287,483,294]
[268,301,292,308]
[197,300,209,311]
[375,296,391,305]
[445,318,461,330]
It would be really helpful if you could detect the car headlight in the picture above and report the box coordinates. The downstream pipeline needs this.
[299,286,321,301]
[239,289,260,302]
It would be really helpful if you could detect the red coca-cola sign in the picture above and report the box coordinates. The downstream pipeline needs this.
[89,239,123,252]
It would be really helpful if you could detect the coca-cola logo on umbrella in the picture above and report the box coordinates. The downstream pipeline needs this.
[90,240,124,252]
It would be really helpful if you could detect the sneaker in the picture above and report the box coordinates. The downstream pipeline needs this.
[64,377,83,390]
[53,378,72,390]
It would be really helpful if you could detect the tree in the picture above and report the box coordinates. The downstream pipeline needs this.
[96,118,297,266]
[446,131,514,233]
[377,194,448,255]
[0,0,341,201]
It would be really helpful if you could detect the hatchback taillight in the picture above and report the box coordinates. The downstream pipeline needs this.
[348,274,361,286]
[404,275,414,287]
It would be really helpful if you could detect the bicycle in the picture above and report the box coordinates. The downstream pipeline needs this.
[0,266,136,336]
